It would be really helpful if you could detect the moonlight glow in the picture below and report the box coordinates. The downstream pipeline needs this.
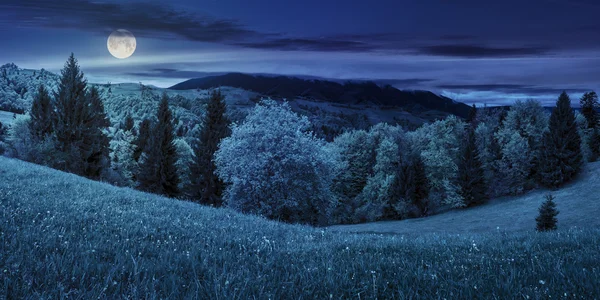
[107,29,136,59]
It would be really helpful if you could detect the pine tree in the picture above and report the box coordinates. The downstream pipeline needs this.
[133,118,151,162]
[137,92,180,197]
[53,53,109,178]
[122,114,135,132]
[28,84,54,140]
[393,154,430,218]
[82,86,110,178]
[467,104,477,124]
[188,89,230,206]
[580,91,600,159]
[458,126,488,206]
[580,91,598,129]
[536,194,559,231]
[538,92,583,188]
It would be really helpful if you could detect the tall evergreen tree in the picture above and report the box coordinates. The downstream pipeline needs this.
[82,86,110,178]
[458,126,487,206]
[53,53,109,178]
[467,104,477,124]
[188,89,230,206]
[133,118,152,162]
[538,92,583,188]
[580,91,600,159]
[392,154,430,218]
[580,91,599,129]
[122,114,135,132]
[28,84,54,140]
[137,92,180,197]
[536,194,559,231]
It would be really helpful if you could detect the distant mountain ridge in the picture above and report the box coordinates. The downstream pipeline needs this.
[169,73,471,118]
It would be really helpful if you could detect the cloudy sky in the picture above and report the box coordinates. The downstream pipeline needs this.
[1,0,599,106]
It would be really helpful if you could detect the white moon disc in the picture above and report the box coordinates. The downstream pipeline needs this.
[107,29,136,59]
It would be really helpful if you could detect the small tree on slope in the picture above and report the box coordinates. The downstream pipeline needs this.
[536,194,559,231]
[137,92,180,197]
[188,89,230,206]
[538,92,583,188]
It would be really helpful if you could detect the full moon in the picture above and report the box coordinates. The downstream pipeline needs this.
[107,29,136,59]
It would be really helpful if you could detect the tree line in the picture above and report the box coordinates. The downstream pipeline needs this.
[1,54,598,226]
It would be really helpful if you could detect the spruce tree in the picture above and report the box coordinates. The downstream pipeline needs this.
[580,91,598,129]
[122,114,135,132]
[137,92,180,197]
[53,53,109,178]
[580,91,600,159]
[536,194,559,231]
[188,89,230,206]
[538,92,583,188]
[133,118,152,162]
[467,104,477,124]
[458,126,487,206]
[82,86,110,178]
[29,84,54,140]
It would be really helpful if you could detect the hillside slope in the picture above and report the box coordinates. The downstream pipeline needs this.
[1,156,600,298]
[169,73,471,118]
[330,162,600,235]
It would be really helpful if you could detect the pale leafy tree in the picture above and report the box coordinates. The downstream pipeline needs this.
[495,99,548,188]
[109,129,137,187]
[330,123,405,223]
[174,138,194,193]
[495,131,531,195]
[214,100,338,226]
[410,115,466,208]
[6,115,61,167]
[330,129,373,224]
[357,137,400,221]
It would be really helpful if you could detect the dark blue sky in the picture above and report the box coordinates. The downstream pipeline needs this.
[1,0,599,106]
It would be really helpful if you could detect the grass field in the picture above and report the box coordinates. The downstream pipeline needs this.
[1,156,599,299]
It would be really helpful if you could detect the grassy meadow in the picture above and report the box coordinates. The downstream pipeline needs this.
[1,156,599,299]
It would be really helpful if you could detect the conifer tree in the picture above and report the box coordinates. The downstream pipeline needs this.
[122,114,135,132]
[83,86,110,178]
[458,126,487,206]
[536,194,559,231]
[53,53,109,178]
[188,89,230,206]
[538,92,583,188]
[133,118,152,162]
[29,84,54,140]
[580,91,600,159]
[467,104,477,124]
[580,91,599,129]
[392,154,430,218]
[137,92,179,197]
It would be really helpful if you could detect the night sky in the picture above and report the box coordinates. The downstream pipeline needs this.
[1,0,599,106]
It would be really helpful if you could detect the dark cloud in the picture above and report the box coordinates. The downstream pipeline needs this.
[418,45,550,58]
[0,0,256,42]
[234,38,377,52]
[126,68,221,79]
[376,78,435,86]
[438,83,592,95]
[0,0,566,57]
